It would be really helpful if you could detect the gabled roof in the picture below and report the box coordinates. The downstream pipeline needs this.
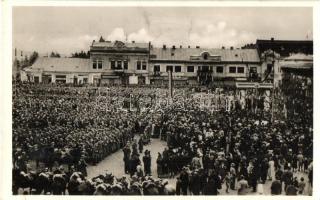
[27,57,90,72]
[150,48,260,62]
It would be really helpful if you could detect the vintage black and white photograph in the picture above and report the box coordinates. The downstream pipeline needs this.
[9,5,314,196]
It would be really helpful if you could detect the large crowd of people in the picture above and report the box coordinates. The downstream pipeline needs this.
[12,75,313,195]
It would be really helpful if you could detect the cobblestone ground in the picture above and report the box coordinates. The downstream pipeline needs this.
[87,137,312,196]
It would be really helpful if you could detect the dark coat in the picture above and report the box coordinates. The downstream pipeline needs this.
[271,180,282,195]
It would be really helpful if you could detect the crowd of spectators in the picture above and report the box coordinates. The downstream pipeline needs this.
[12,75,312,195]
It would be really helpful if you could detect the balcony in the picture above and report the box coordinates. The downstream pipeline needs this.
[111,67,124,72]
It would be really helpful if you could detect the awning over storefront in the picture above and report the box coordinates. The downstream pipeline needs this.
[150,76,189,81]
[213,80,236,87]
[101,75,119,79]
[236,82,273,89]
[281,62,313,69]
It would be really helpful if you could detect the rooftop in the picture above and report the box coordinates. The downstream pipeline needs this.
[90,40,149,51]
[150,48,260,62]
[26,57,90,72]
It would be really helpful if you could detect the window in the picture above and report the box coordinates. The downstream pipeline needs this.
[93,60,102,69]
[237,67,244,73]
[92,60,97,69]
[111,60,115,69]
[166,65,173,72]
[154,65,160,72]
[137,61,141,70]
[142,61,147,70]
[250,67,257,73]
[216,66,223,73]
[123,60,128,70]
[229,66,236,73]
[98,61,102,69]
[203,54,208,60]
[187,66,194,72]
[175,66,181,72]
[116,61,122,69]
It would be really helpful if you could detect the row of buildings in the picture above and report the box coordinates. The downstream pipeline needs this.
[19,38,313,89]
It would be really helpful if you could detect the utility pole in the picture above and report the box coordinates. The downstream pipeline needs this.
[271,54,276,123]
[168,70,173,101]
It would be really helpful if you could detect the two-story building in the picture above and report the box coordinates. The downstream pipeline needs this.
[89,40,151,85]
[21,39,313,88]
[148,45,261,87]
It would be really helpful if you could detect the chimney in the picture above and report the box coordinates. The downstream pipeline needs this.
[180,45,182,48]
[92,40,95,46]
[196,46,200,49]
[271,37,274,41]
[230,46,234,50]
[222,46,225,49]
[132,41,135,43]
[172,45,176,49]
[188,46,190,48]
[163,45,166,50]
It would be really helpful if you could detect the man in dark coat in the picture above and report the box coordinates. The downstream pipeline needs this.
[130,153,140,177]
[138,137,144,153]
[282,167,293,191]
[260,158,269,183]
[179,168,189,195]
[286,184,297,195]
[143,150,151,176]
[176,176,182,195]
[76,158,88,177]
[271,177,282,195]
[204,170,221,195]
[123,144,131,174]
[189,170,201,195]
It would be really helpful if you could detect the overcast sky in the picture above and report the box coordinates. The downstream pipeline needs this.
[13,6,313,55]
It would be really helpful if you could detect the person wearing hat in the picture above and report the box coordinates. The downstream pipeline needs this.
[230,163,237,190]
[156,153,163,178]
[179,167,189,195]
[143,150,151,176]
[122,143,131,174]
[189,169,201,195]
[138,136,144,154]
[282,167,293,192]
